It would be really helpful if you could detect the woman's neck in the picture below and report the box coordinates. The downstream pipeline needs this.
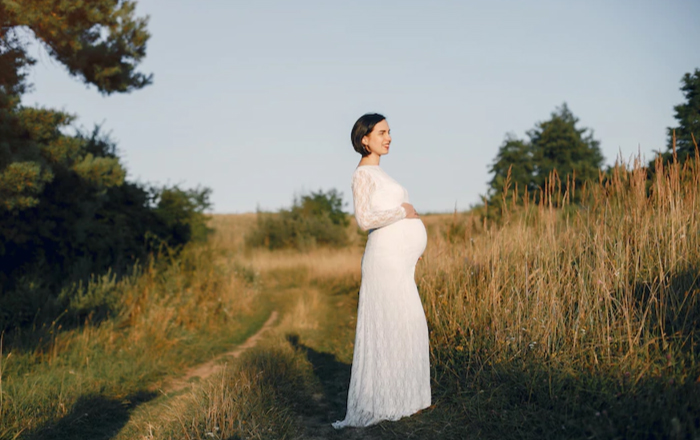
[358,154,380,167]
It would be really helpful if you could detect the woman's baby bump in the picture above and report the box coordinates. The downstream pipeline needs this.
[399,217,427,255]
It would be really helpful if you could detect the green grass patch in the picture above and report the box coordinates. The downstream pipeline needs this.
[0,243,270,440]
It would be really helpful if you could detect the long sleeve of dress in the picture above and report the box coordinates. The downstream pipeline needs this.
[352,169,406,231]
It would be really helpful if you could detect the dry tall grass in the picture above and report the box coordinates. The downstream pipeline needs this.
[420,153,700,388]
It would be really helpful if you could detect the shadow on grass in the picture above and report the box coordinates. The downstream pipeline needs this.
[632,265,700,356]
[284,332,700,439]
[426,349,700,440]
[286,332,351,422]
[285,333,455,439]
[22,390,158,440]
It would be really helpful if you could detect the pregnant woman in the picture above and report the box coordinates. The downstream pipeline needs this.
[332,113,431,429]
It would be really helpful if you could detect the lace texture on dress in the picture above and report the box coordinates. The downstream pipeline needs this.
[332,165,431,429]
[351,168,406,231]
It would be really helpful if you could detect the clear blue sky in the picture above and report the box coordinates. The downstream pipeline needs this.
[22,0,700,213]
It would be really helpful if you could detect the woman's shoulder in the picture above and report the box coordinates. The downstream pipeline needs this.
[352,165,382,180]
[353,164,381,174]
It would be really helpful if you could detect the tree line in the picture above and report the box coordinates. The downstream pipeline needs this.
[0,1,211,330]
[486,69,700,210]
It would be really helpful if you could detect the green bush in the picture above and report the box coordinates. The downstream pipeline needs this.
[0,128,213,331]
[246,189,350,251]
[151,185,214,246]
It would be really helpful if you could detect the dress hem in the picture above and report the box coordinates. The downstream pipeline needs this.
[331,401,431,430]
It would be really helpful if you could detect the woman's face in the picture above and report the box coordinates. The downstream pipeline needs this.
[362,119,391,157]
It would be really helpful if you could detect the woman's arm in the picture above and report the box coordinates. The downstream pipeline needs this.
[352,169,407,231]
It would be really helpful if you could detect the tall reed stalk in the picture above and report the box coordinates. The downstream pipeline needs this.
[420,151,700,382]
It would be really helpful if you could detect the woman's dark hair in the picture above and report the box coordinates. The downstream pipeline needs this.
[351,113,386,157]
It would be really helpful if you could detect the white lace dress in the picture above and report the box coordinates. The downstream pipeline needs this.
[332,164,431,429]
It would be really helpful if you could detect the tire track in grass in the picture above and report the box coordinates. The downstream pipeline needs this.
[155,310,279,395]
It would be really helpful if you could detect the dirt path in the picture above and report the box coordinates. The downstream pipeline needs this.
[156,310,279,394]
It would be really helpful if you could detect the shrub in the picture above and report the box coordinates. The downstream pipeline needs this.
[0,128,214,331]
[246,189,350,251]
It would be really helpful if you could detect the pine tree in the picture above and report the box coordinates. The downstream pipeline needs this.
[487,103,604,207]
[655,69,700,164]
[0,0,152,95]
[488,134,534,200]
[0,0,151,211]
[529,103,604,195]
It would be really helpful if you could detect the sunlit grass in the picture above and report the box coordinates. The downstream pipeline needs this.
[421,155,700,374]
[0,239,265,439]
[417,154,700,438]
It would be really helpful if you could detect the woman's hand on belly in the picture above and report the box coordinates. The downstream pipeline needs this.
[401,203,419,218]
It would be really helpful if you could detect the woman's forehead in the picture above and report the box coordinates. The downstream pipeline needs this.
[374,120,390,131]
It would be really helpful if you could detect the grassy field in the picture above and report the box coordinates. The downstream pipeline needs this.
[2,156,699,439]
[419,159,700,438]
[0,216,270,439]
